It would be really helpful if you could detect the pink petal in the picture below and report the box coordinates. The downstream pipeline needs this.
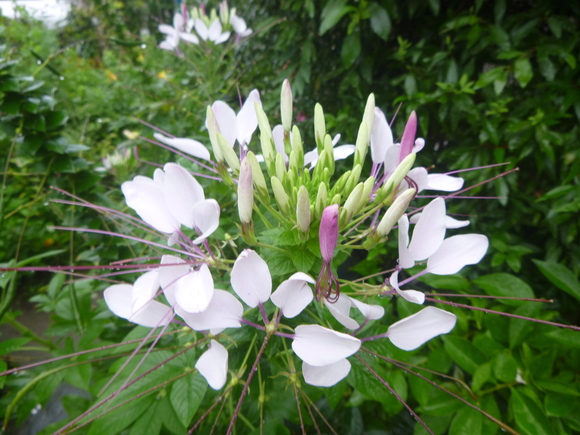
[387,306,456,351]
[408,197,446,261]
[426,234,489,275]
[270,273,314,318]
[292,325,361,366]
[302,359,351,387]
[231,250,272,307]
[153,133,210,160]
[175,264,214,313]
[177,290,242,333]
[398,111,417,164]
[195,340,228,390]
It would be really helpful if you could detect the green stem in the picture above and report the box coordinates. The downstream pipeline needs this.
[3,312,56,349]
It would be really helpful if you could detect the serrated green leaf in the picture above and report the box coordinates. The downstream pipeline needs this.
[474,273,534,306]
[290,248,316,272]
[533,260,580,303]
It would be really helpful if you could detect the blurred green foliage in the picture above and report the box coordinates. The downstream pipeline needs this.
[1,1,579,434]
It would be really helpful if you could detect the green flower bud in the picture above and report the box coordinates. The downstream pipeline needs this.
[343,182,364,223]
[361,176,375,207]
[217,132,240,172]
[219,1,229,26]
[296,186,311,233]
[330,193,341,205]
[314,182,328,219]
[275,152,287,182]
[255,102,273,141]
[354,121,369,168]
[281,79,293,133]
[330,170,351,198]
[246,151,267,197]
[271,176,290,214]
[206,106,223,162]
[314,103,325,152]
[362,94,375,134]
[323,134,335,175]
[343,164,362,198]
[379,152,416,201]
[376,188,416,236]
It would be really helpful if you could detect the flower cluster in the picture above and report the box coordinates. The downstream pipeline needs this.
[104,80,490,393]
[158,1,251,53]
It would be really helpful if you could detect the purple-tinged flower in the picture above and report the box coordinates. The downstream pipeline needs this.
[158,13,199,51]
[316,204,341,302]
[194,19,230,44]
[210,90,261,150]
[237,158,253,224]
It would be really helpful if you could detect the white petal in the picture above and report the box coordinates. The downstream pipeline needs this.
[207,20,223,41]
[130,300,173,328]
[292,325,361,366]
[324,296,359,330]
[153,133,210,160]
[179,31,199,44]
[410,213,470,229]
[191,199,220,244]
[270,274,314,318]
[132,270,160,312]
[413,138,425,153]
[231,250,272,307]
[406,167,429,193]
[408,198,446,261]
[159,24,176,36]
[390,270,425,305]
[177,290,242,333]
[163,163,205,229]
[427,174,465,192]
[383,144,400,175]
[214,31,231,44]
[195,340,228,389]
[426,234,489,275]
[302,360,351,387]
[104,284,133,320]
[211,101,237,147]
[303,149,319,167]
[174,264,214,313]
[332,145,356,161]
[194,19,209,40]
[397,215,414,269]
[121,176,178,233]
[349,296,385,320]
[272,124,289,161]
[230,15,247,34]
[370,108,393,164]
[387,307,456,351]
[236,89,261,146]
[158,255,190,306]
[173,13,184,30]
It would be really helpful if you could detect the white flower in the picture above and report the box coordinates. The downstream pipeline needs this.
[153,132,211,161]
[210,90,261,149]
[195,340,229,389]
[159,13,199,51]
[230,14,252,37]
[121,163,220,244]
[194,19,230,44]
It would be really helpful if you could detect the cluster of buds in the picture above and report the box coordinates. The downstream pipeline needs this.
[158,1,252,53]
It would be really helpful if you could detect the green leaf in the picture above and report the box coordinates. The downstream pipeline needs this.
[545,392,577,417]
[545,329,580,348]
[45,110,68,129]
[547,16,562,38]
[449,406,483,435]
[537,53,557,81]
[514,58,533,88]
[290,248,316,273]
[418,274,470,292]
[87,394,155,435]
[510,388,553,435]
[474,67,505,89]
[320,0,353,35]
[533,260,580,303]
[0,361,6,388]
[443,336,487,374]
[472,362,492,392]
[368,3,391,40]
[492,352,517,382]
[474,273,535,306]
[341,32,361,68]
[509,302,541,348]
[260,248,295,277]
[0,337,30,356]
[170,372,207,427]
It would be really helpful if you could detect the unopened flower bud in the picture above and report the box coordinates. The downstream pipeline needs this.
[343,165,362,197]
[362,94,375,135]
[281,79,293,133]
[296,186,311,233]
[206,106,223,162]
[219,1,229,25]
[217,132,240,171]
[238,158,253,224]
[246,152,267,196]
[271,176,290,214]
[319,204,339,263]
[275,153,287,182]
[323,134,335,175]
[314,103,326,151]
[379,152,416,200]
[314,182,328,219]
[376,188,416,236]
[342,182,364,223]
[255,103,273,141]
[354,122,369,168]
[399,111,417,164]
